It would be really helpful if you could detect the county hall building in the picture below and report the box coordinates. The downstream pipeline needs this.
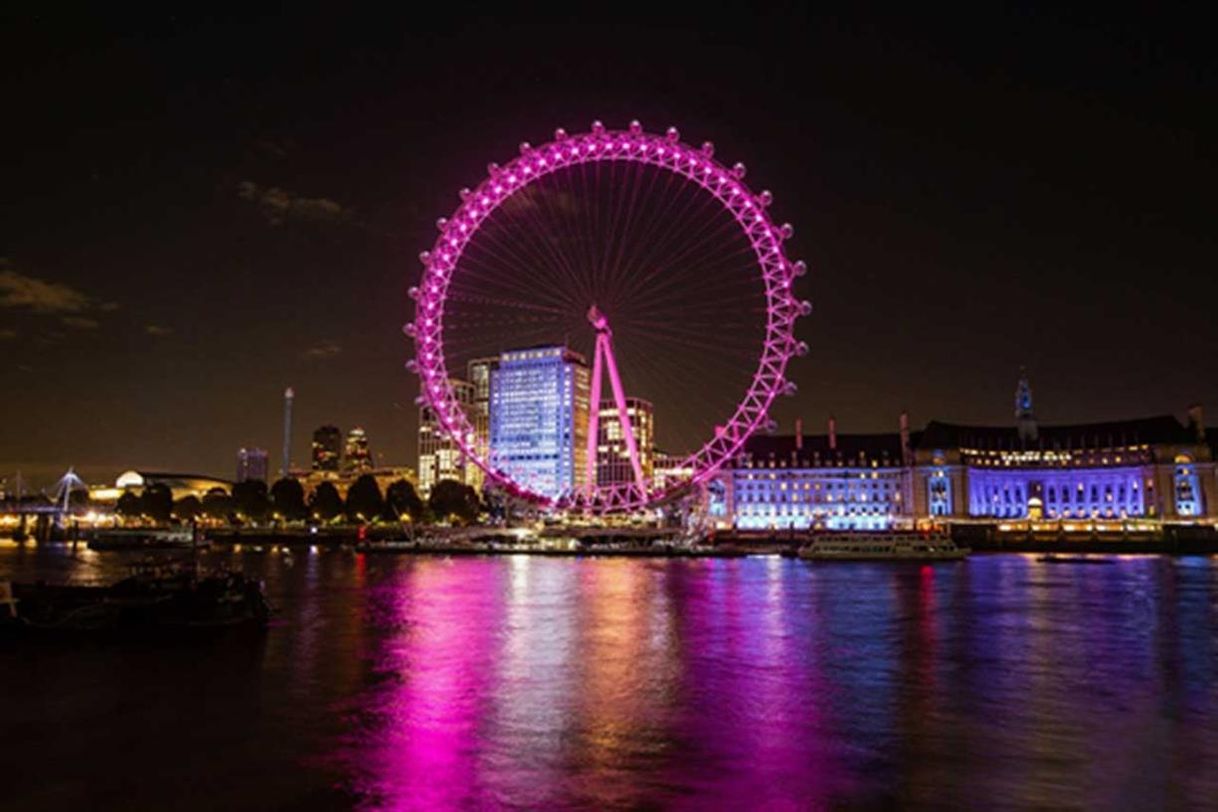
[724,373,1217,531]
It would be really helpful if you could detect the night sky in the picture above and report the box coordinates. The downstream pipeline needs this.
[4,7,1215,488]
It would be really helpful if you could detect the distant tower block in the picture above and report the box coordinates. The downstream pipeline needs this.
[311,425,343,471]
[344,426,374,474]
[282,387,295,477]
[237,447,270,483]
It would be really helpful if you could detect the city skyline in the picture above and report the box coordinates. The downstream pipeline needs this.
[5,11,1217,810]
[4,8,1216,487]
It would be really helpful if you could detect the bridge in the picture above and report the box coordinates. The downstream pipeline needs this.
[1,469,90,540]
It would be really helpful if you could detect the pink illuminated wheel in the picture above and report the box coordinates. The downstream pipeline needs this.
[406,121,810,513]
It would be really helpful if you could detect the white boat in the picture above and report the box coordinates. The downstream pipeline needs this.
[798,532,967,561]
[89,528,207,551]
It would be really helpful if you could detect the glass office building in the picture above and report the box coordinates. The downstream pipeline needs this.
[489,346,589,499]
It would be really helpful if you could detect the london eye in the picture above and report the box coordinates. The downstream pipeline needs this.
[406,121,810,513]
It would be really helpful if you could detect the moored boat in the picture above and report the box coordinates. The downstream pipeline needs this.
[1,560,270,637]
[798,531,968,561]
[89,527,209,551]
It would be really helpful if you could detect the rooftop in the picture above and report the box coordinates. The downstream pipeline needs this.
[919,415,1197,451]
[742,432,909,466]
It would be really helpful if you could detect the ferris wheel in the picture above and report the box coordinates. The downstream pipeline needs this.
[406,120,810,513]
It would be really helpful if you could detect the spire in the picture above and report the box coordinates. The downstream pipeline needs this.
[282,387,295,477]
[1015,367,1037,443]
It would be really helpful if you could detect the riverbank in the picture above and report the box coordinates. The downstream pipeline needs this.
[948,524,1218,555]
[8,522,1216,558]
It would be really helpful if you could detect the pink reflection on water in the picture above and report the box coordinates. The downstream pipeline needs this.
[329,558,859,808]
[343,559,505,809]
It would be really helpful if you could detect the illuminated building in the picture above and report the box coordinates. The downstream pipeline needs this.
[652,450,693,491]
[418,379,477,496]
[311,425,343,472]
[343,427,374,474]
[489,345,589,499]
[727,375,1217,531]
[916,414,1214,522]
[914,376,1215,523]
[728,417,912,531]
[236,447,269,483]
[466,356,498,492]
[597,397,654,486]
[90,471,233,503]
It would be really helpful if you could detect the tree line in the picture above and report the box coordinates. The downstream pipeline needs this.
[115,475,481,525]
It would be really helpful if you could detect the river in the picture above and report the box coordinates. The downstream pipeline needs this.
[2,542,1216,809]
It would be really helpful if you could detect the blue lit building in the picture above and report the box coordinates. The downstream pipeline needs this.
[728,419,914,531]
[913,375,1214,523]
[725,373,1217,531]
[914,415,1213,522]
[489,346,589,499]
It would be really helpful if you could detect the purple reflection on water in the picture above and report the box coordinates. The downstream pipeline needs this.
[3,545,1215,809]
[318,555,1218,809]
[331,558,505,808]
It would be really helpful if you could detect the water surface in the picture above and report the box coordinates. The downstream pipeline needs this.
[2,542,1216,809]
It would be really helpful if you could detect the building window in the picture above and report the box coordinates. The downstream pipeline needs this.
[928,471,951,516]
[1174,455,1202,517]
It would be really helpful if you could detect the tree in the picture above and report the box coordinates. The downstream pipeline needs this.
[231,479,270,523]
[345,474,383,522]
[141,483,173,523]
[270,478,308,522]
[428,479,480,525]
[383,479,424,522]
[173,495,202,522]
[310,481,344,522]
[202,487,235,522]
[116,490,142,518]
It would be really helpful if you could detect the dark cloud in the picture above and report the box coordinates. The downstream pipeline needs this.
[301,339,342,361]
[0,261,91,313]
[61,316,100,330]
[253,138,290,159]
[237,181,348,226]
[36,330,67,345]
[145,324,173,336]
